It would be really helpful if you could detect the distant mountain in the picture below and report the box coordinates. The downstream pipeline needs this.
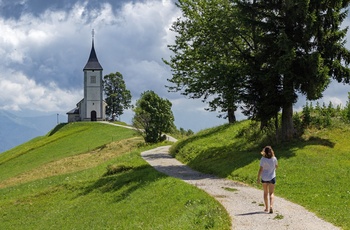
[0,111,64,153]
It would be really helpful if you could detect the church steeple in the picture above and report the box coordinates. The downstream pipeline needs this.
[83,29,103,71]
[67,30,106,123]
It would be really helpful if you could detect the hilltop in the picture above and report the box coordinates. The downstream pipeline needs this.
[0,122,231,230]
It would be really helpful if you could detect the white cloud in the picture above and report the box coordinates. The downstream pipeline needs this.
[0,1,182,114]
[2,0,349,132]
[0,69,82,111]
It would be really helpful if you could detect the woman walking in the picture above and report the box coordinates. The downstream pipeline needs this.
[257,146,278,213]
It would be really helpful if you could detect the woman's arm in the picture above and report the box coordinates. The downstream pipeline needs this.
[257,166,263,183]
[275,158,278,169]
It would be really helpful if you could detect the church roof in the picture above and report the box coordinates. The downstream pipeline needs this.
[83,34,103,71]
[67,107,79,114]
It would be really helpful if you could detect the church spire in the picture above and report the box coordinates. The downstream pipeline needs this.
[83,29,103,71]
[91,29,95,47]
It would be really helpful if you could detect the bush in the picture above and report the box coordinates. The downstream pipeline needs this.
[294,98,350,133]
[104,164,134,176]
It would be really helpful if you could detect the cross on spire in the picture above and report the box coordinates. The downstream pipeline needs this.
[84,28,102,71]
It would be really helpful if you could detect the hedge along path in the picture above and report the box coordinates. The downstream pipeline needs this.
[141,146,340,230]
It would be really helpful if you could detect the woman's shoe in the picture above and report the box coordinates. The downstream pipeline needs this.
[269,208,273,214]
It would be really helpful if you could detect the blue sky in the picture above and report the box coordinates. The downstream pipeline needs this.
[1,0,350,132]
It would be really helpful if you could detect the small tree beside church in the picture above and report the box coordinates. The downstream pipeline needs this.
[103,72,132,121]
[132,90,175,143]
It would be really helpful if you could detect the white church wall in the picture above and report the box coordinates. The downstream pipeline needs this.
[83,69,105,120]
[86,87,101,100]
[87,101,101,113]
[86,71,102,87]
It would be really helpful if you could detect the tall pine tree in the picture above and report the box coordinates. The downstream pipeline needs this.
[236,0,350,140]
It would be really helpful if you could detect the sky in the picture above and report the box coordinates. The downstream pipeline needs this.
[1,0,350,132]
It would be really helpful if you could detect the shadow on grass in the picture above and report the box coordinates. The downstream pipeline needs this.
[48,123,68,136]
[172,124,336,179]
[79,165,167,202]
[171,124,233,156]
[276,136,335,160]
[303,136,335,148]
[184,141,266,178]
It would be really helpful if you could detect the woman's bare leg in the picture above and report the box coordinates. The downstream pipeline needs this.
[268,184,275,212]
[262,183,269,211]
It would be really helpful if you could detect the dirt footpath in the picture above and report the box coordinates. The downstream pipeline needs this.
[141,146,341,230]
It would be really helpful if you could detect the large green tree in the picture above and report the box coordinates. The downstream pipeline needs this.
[164,0,245,123]
[236,0,350,140]
[103,72,132,120]
[132,90,175,143]
[231,0,284,130]
[166,0,350,141]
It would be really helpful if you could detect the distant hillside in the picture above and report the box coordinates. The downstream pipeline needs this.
[0,111,64,153]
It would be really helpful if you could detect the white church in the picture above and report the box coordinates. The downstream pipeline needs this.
[67,32,106,122]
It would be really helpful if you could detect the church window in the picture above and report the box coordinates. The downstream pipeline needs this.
[90,76,96,84]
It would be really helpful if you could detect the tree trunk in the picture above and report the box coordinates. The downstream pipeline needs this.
[281,102,294,141]
[260,118,268,130]
[227,108,236,123]
[275,112,279,143]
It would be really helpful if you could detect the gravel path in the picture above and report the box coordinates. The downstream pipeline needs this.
[141,146,341,230]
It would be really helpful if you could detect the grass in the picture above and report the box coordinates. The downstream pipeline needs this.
[274,213,284,220]
[0,122,137,182]
[170,120,350,229]
[0,122,231,230]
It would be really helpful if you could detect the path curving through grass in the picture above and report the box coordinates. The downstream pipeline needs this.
[141,146,340,230]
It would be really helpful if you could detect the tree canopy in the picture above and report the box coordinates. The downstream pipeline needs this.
[165,0,350,141]
[132,90,175,143]
[103,72,132,121]
[164,0,244,123]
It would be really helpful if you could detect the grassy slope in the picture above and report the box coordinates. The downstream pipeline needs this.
[0,122,137,182]
[0,122,230,230]
[170,120,350,229]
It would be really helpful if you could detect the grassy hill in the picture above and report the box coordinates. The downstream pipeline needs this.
[0,122,230,230]
[2,120,349,229]
[170,120,350,230]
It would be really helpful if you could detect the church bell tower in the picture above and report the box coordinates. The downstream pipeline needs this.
[82,30,105,121]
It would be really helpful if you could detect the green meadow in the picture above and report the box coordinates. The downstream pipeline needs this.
[1,120,350,229]
[0,122,230,230]
[170,120,350,230]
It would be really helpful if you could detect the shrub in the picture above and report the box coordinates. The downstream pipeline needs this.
[104,164,134,176]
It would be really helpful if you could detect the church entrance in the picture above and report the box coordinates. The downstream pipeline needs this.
[91,111,97,121]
